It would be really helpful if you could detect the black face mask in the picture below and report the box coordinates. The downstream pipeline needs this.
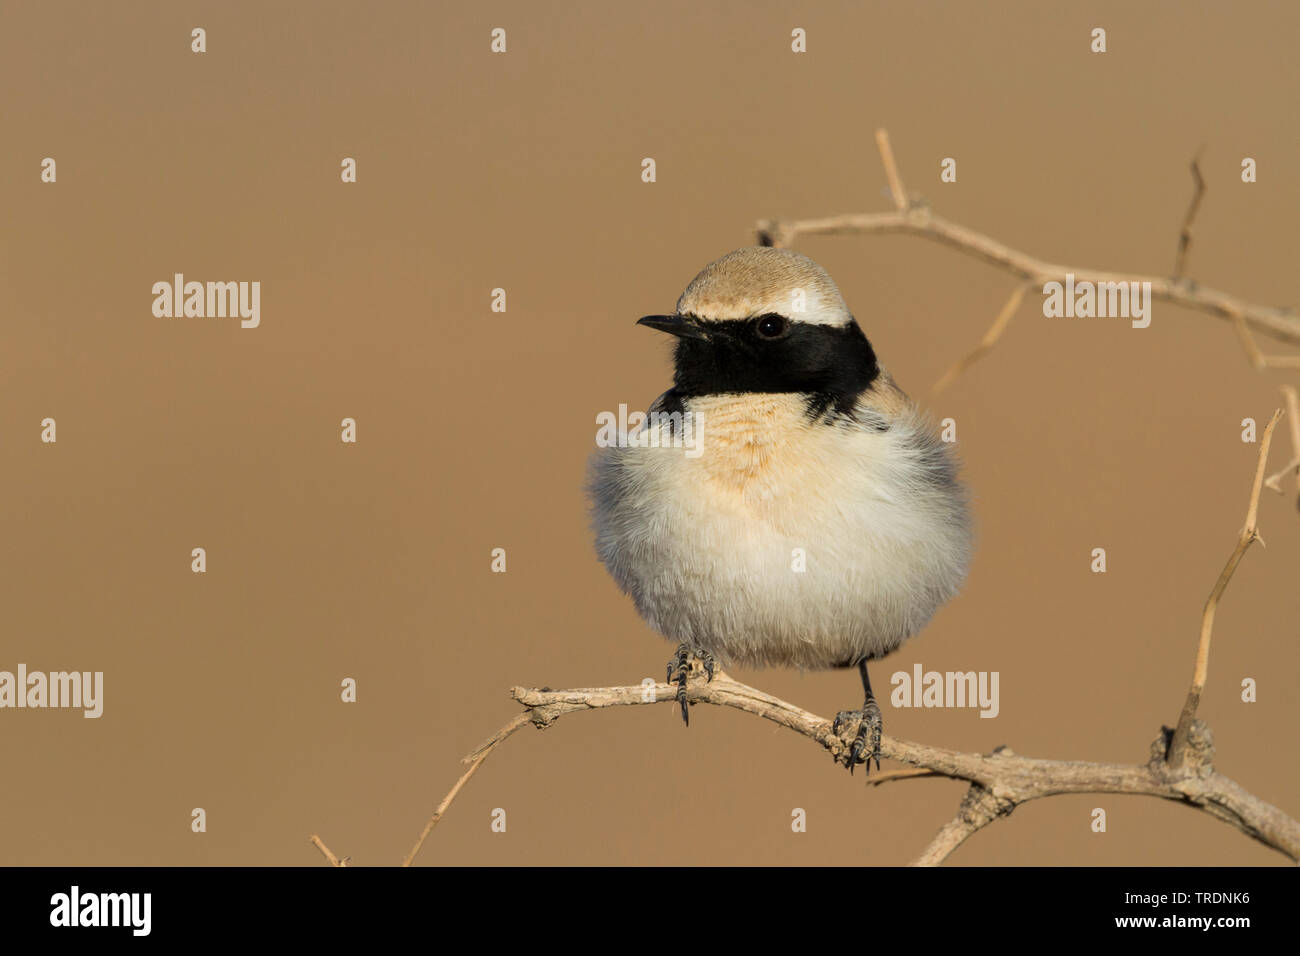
[640,313,879,420]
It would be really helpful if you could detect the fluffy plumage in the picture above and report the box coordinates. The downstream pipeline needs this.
[588,247,971,673]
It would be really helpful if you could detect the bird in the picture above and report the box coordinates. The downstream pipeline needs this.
[587,247,972,773]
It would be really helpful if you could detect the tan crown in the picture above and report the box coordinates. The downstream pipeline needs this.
[675,247,852,328]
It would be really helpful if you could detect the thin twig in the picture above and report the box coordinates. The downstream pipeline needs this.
[1264,455,1300,495]
[401,712,532,867]
[931,282,1032,396]
[1229,310,1266,370]
[875,128,908,211]
[1167,408,1283,768]
[1173,148,1206,279]
[309,834,345,867]
[1228,310,1300,369]
[1269,386,1300,504]
[867,767,943,787]
[1261,355,1300,368]
[1284,387,1300,470]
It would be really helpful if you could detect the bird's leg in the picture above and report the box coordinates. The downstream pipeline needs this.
[833,661,883,775]
[666,643,716,726]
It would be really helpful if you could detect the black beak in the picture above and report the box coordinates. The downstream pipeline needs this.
[637,314,710,341]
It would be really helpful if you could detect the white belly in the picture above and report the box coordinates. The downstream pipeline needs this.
[589,393,971,670]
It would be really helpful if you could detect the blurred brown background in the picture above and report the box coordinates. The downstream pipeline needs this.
[2,0,1297,866]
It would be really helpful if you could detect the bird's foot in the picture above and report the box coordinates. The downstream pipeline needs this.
[833,696,882,775]
[666,644,715,726]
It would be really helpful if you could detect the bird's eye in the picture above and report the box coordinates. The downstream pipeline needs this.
[755,314,789,339]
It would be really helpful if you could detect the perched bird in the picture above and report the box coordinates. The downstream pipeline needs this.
[588,247,971,772]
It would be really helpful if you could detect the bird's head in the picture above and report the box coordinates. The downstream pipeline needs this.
[637,247,879,403]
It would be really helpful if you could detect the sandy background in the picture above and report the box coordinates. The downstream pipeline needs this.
[2,0,1297,865]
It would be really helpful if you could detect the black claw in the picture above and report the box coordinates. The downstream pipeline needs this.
[834,700,883,777]
[834,662,884,777]
[861,696,883,773]
[666,644,716,725]
[667,643,695,726]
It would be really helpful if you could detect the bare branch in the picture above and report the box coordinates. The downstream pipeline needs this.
[1168,408,1284,768]
[753,206,1300,350]
[755,132,1300,357]
[498,674,1300,864]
